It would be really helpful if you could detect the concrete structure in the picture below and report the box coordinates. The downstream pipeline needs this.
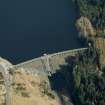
[14,48,87,75]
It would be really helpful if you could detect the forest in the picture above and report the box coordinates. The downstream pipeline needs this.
[71,47,105,105]
[67,1,105,105]
[73,0,105,30]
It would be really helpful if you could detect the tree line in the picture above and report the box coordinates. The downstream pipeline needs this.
[73,0,105,30]
[71,47,105,105]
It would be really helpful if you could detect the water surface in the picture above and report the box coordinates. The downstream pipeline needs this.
[0,0,81,64]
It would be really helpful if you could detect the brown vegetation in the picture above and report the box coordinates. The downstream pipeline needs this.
[12,69,60,105]
[76,16,96,38]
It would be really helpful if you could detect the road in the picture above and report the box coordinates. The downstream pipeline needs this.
[0,65,11,105]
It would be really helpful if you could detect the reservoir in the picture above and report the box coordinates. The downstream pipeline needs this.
[0,0,82,64]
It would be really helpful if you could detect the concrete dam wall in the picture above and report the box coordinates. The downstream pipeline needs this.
[14,48,87,75]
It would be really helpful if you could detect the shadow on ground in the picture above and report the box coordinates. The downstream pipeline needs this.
[48,56,77,105]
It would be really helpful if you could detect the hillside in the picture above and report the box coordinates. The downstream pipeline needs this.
[11,69,61,105]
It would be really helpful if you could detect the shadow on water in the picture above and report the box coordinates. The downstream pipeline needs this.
[48,56,77,105]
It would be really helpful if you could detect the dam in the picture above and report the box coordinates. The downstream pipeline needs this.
[0,47,87,105]
[14,47,87,75]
